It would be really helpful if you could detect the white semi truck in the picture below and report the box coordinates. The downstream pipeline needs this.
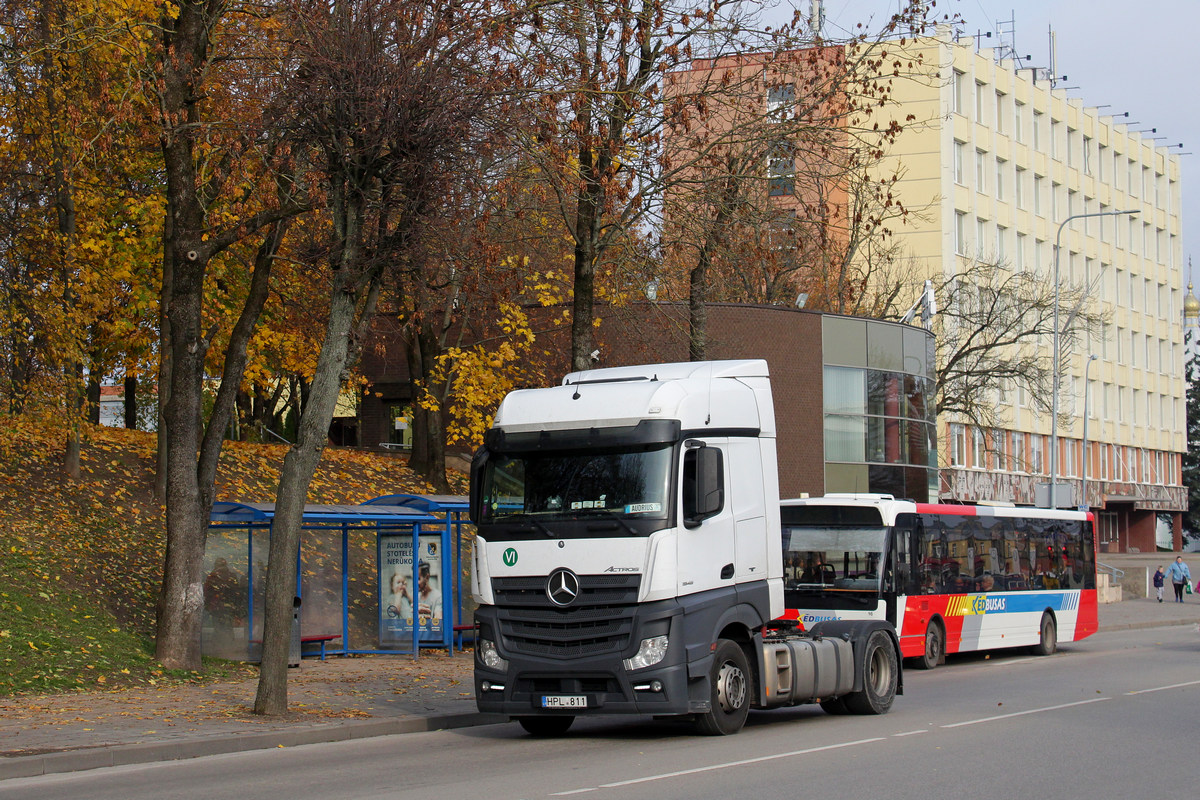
[468,359,901,735]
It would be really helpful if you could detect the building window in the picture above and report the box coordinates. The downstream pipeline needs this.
[951,423,966,466]
[1014,101,1024,142]
[1033,111,1043,150]
[995,91,1005,133]
[972,427,985,468]
[1010,430,1024,472]
[768,142,795,196]
[1083,135,1092,175]
[953,70,967,115]
[1015,167,1026,208]
[1030,434,1044,475]
[995,158,1006,200]
[1016,233,1026,270]
[954,141,965,184]
[976,149,987,191]
[991,429,1004,471]
[955,211,967,255]
[996,226,1007,264]
[975,81,985,122]
[766,84,796,116]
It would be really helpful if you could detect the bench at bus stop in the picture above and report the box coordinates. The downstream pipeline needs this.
[250,633,341,661]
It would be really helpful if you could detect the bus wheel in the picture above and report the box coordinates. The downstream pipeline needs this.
[1032,612,1057,656]
[694,639,750,735]
[844,630,898,715]
[914,620,944,670]
[517,716,575,736]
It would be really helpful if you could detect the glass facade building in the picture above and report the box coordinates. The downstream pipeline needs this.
[821,315,938,502]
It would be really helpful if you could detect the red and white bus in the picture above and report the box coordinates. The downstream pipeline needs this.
[779,494,1098,668]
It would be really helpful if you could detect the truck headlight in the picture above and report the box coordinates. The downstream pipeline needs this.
[478,638,508,671]
[623,635,669,671]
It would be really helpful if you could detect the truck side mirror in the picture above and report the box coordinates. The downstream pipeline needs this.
[468,447,489,523]
[683,444,723,528]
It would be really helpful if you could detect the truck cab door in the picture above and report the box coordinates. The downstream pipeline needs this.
[677,440,736,597]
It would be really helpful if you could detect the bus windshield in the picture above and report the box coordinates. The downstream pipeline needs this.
[783,526,887,593]
[478,445,673,532]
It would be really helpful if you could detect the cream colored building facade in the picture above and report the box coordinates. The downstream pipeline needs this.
[879,33,1186,552]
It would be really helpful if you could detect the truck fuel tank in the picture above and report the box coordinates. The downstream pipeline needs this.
[758,635,855,707]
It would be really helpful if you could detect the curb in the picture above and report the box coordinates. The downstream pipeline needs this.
[0,712,508,781]
[1099,617,1197,632]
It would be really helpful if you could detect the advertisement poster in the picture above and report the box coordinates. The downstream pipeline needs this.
[380,534,443,645]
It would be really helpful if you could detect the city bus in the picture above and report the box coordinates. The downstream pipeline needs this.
[779,494,1098,669]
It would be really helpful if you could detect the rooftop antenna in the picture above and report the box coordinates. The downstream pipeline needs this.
[994,14,1018,64]
[1048,27,1057,88]
[810,0,824,37]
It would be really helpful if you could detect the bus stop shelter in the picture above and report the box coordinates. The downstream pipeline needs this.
[203,494,470,661]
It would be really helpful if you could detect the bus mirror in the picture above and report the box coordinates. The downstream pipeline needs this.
[683,445,723,528]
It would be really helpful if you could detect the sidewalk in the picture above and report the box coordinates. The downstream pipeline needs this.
[3,597,1197,781]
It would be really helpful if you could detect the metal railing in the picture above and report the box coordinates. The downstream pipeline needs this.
[1097,561,1125,581]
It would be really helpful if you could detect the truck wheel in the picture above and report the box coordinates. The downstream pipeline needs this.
[844,630,898,715]
[517,716,575,737]
[694,639,750,735]
[1032,612,1057,656]
[819,697,849,715]
[913,620,944,670]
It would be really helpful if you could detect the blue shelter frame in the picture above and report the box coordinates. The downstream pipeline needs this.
[207,494,469,659]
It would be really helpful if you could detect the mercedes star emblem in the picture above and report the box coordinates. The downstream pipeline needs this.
[546,568,581,606]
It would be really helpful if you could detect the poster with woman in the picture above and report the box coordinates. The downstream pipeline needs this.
[380,534,443,645]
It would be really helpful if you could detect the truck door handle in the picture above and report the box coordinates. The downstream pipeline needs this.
[720,564,734,580]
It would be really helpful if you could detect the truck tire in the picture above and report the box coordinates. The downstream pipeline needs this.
[1032,612,1057,656]
[913,619,944,670]
[694,639,750,735]
[843,630,898,715]
[517,716,575,737]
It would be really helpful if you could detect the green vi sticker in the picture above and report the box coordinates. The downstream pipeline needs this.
[502,547,518,567]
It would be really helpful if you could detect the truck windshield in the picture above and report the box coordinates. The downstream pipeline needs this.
[782,527,887,594]
[479,445,673,529]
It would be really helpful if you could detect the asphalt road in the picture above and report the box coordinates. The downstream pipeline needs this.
[3,625,1196,800]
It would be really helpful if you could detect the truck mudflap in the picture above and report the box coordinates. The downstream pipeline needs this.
[805,619,904,698]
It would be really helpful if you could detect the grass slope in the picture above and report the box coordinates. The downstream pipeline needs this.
[0,414,462,697]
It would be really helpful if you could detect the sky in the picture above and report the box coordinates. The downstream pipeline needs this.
[771,0,1197,286]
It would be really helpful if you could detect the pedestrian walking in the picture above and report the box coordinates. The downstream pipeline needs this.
[1153,565,1165,602]
[1165,556,1191,603]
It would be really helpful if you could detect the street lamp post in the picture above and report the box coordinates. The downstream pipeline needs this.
[1080,354,1098,511]
[1050,209,1138,509]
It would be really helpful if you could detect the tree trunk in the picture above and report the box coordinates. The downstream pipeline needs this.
[255,286,361,715]
[416,321,449,492]
[124,374,138,429]
[155,208,173,503]
[87,372,101,425]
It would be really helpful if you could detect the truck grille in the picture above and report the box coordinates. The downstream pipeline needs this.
[491,574,641,658]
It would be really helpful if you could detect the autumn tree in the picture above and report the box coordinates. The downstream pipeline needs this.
[253,0,518,714]
[149,0,309,670]
[657,4,941,359]
[1182,330,1200,543]
[510,0,784,371]
[901,257,1105,427]
[0,0,163,465]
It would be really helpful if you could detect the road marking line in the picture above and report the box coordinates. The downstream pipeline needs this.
[595,738,886,789]
[550,789,598,796]
[1125,679,1200,695]
[941,697,1110,728]
[892,730,929,737]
